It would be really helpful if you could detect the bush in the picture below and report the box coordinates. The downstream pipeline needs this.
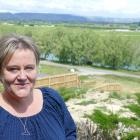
[135,93,140,105]
[127,104,140,117]
[88,110,118,130]
[58,87,87,101]
[122,131,140,140]
[85,109,140,139]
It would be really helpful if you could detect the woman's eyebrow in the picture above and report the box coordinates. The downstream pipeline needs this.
[6,65,19,68]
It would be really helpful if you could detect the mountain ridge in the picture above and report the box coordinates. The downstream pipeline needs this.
[0,12,139,23]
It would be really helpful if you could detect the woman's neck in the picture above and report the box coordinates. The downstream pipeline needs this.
[1,91,34,114]
[0,89,43,117]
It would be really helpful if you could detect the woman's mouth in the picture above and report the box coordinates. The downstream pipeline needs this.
[15,83,29,88]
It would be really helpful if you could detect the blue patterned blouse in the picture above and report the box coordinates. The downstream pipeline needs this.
[0,87,76,140]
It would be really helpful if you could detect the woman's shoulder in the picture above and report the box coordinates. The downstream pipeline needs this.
[39,87,64,104]
[39,87,65,117]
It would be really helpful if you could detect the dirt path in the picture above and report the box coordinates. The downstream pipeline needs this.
[41,60,140,78]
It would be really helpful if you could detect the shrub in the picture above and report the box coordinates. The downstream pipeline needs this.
[87,110,118,139]
[58,87,87,101]
[127,104,140,117]
[77,120,116,140]
[122,131,140,140]
[109,91,122,100]
[135,93,140,105]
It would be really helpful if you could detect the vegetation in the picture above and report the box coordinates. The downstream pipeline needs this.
[108,91,122,99]
[84,91,140,140]
[119,117,140,127]
[38,64,70,75]
[127,104,140,117]
[122,131,140,140]
[1,21,140,139]
[76,100,97,106]
[0,23,140,71]
[87,109,140,139]
[135,93,140,104]
[58,87,87,101]
[88,110,118,130]
[123,93,140,125]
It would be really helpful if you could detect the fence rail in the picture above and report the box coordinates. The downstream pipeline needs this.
[35,73,80,89]
[94,83,122,92]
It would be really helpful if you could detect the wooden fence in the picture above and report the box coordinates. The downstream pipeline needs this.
[35,73,80,89]
[94,83,122,92]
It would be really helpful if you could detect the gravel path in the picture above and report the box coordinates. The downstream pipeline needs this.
[41,60,140,78]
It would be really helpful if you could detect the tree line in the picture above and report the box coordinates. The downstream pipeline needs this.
[0,23,140,70]
[35,27,140,70]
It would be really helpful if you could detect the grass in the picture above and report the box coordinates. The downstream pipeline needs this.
[58,87,87,101]
[90,63,140,75]
[126,104,140,117]
[88,109,140,139]
[38,64,71,75]
[76,100,97,106]
[79,74,140,94]
[44,63,140,139]
[119,117,140,127]
[79,75,90,81]
[88,109,119,130]
[122,131,140,140]
[80,74,140,85]
[116,69,140,76]
[109,91,122,100]
[102,75,140,84]
[124,93,140,117]
[135,93,140,104]
[99,75,140,93]
[85,90,140,139]
[39,62,140,94]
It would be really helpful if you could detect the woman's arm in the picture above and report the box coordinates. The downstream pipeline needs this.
[62,99,77,140]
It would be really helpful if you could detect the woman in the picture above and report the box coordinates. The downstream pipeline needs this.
[0,34,76,140]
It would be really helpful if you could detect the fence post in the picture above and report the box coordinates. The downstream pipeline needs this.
[64,74,66,87]
[49,77,50,87]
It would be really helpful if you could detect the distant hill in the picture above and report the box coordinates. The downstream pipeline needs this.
[0,12,88,23]
[87,16,140,24]
[0,12,139,23]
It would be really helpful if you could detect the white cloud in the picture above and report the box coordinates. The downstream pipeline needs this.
[102,0,127,11]
[0,0,140,18]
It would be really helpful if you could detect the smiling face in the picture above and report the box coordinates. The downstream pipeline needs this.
[2,48,38,99]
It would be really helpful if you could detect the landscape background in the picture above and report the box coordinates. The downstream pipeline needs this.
[0,0,140,139]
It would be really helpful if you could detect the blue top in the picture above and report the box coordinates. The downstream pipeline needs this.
[0,87,76,140]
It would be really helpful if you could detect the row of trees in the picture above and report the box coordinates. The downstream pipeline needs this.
[0,23,140,70]
[35,27,140,70]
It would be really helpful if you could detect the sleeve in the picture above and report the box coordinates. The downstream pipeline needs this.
[44,87,77,140]
[61,95,77,140]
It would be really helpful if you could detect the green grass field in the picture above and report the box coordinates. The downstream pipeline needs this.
[38,64,70,75]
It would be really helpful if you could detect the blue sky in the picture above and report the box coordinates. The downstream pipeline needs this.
[0,0,140,18]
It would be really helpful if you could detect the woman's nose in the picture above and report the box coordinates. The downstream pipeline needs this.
[17,70,27,80]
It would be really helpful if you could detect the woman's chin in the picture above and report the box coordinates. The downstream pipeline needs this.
[11,88,32,99]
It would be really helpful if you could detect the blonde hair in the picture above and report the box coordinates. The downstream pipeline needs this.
[0,33,40,76]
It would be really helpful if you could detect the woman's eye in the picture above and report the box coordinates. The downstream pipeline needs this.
[25,67,34,71]
[9,68,18,73]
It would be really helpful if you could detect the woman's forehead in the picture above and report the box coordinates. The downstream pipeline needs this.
[5,49,36,65]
